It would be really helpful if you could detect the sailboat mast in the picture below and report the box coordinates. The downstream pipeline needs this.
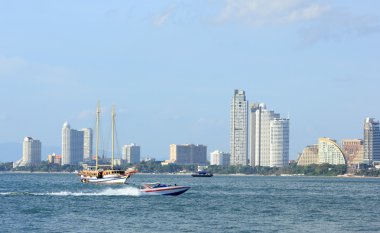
[96,102,100,170]
[111,105,115,170]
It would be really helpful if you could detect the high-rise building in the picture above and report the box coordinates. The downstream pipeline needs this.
[20,137,41,166]
[363,117,380,164]
[122,143,141,164]
[318,137,346,165]
[250,103,280,167]
[210,150,230,166]
[62,122,84,165]
[270,118,289,167]
[297,145,319,166]
[341,139,364,165]
[81,128,93,161]
[168,144,207,165]
[230,90,248,166]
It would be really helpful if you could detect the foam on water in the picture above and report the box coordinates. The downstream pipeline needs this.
[1,186,142,197]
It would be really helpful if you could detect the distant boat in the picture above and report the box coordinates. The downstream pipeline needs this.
[79,103,137,184]
[191,170,213,177]
[139,182,190,196]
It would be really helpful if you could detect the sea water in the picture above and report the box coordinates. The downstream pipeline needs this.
[0,173,380,233]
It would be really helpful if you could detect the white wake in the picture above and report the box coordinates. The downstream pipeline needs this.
[1,187,142,197]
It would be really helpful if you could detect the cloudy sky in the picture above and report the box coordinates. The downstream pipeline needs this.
[1,0,379,161]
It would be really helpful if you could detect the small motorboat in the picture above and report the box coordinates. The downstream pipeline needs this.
[191,170,213,177]
[139,183,190,196]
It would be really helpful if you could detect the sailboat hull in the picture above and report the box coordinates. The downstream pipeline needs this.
[81,176,128,184]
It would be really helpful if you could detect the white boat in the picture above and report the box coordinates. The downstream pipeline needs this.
[139,183,190,196]
[79,103,137,184]
[80,168,137,184]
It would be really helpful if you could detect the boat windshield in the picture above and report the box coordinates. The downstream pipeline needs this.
[143,183,169,188]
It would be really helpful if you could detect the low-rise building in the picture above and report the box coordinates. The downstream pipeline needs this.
[341,139,364,165]
[318,137,346,165]
[167,144,207,165]
[297,145,319,166]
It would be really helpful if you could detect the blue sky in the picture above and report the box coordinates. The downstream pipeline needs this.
[1,0,380,161]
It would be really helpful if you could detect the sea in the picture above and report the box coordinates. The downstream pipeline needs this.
[0,173,380,233]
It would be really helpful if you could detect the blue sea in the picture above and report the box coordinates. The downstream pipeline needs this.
[1,173,380,233]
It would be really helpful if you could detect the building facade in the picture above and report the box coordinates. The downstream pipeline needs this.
[230,90,248,166]
[168,144,207,165]
[210,150,230,166]
[250,103,280,167]
[318,138,346,165]
[341,139,364,165]
[122,143,141,164]
[269,118,289,167]
[363,117,380,164]
[61,122,84,165]
[21,137,41,166]
[47,153,62,165]
[297,145,319,166]
[81,128,93,161]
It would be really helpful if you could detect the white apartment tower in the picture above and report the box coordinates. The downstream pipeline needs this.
[62,122,84,165]
[81,128,93,160]
[270,118,289,167]
[122,143,141,164]
[210,150,230,166]
[230,90,248,166]
[364,117,380,164]
[21,137,41,166]
[250,103,280,167]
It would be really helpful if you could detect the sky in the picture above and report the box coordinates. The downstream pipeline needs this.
[0,0,380,162]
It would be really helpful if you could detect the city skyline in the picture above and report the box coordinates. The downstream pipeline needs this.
[1,1,380,162]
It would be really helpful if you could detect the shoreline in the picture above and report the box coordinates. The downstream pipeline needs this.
[1,171,379,178]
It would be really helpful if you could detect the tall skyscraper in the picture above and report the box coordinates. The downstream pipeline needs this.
[81,128,93,160]
[270,118,289,167]
[250,103,280,167]
[230,90,248,166]
[21,137,41,166]
[363,117,380,164]
[168,144,207,165]
[62,122,84,165]
[122,143,141,164]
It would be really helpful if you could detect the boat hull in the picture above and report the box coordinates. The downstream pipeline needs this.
[80,175,129,184]
[191,174,213,177]
[140,186,190,196]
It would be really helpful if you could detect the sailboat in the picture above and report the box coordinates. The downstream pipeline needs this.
[79,103,137,184]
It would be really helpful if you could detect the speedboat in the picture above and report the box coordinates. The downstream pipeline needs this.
[139,183,190,196]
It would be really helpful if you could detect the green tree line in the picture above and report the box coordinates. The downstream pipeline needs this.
[3,160,380,177]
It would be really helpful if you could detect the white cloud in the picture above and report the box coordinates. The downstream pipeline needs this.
[153,5,177,27]
[77,110,95,120]
[286,4,329,23]
[215,0,380,44]
[300,11,380,44]
[0,55,76,84]
[0,56,27,78]
[0,113,9,121]
[0,55,76,85]
[216,0,328,26]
